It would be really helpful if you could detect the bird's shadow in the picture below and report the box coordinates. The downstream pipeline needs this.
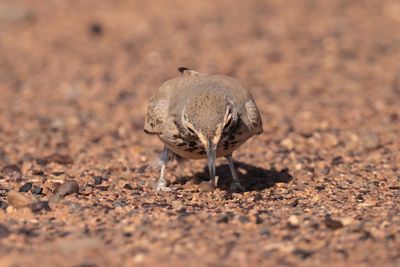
[186,161,293,192]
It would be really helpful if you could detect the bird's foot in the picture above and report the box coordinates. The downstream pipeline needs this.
[155,179,172,192]
[229,181,245,193]
[208,176,219,190]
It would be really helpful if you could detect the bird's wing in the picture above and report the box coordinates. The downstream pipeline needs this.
[144,95,169,135]
[144,76,190,135]
[244,99,263,135]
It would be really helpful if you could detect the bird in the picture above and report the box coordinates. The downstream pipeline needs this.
[144,67,263,192]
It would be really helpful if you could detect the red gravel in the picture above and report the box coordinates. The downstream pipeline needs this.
[0,0,400,266]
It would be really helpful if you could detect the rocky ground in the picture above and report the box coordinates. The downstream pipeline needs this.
[0,0,400,266]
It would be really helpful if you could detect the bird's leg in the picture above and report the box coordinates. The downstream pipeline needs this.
[155,146,172,192]
[225,154,245,192]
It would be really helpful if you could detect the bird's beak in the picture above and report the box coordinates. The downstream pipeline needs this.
[206,139,217,188]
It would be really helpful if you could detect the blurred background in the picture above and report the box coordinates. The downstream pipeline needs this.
[1,0,400,266]
[0,0,399,164]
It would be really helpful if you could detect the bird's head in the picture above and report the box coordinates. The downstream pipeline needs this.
[181,90,238,185]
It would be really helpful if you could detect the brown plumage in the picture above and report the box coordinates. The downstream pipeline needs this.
[144,67,262,191]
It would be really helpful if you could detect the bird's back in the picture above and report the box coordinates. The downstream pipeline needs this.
[160,74,253,115]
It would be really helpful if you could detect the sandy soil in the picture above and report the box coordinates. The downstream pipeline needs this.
[0,0,400,266]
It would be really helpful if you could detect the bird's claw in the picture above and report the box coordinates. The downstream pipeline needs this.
[208,176,219,190]
[155,180,172,192]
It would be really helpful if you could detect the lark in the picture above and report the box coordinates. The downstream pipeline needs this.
[144,67,263,191]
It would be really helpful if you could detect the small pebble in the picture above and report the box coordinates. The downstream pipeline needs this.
[288,215,300,228]
[45,153,73,165]
[31,186,43,195]
[123,184,133,190]
[217,214,231,224]
[0,223,10,239]
[281,138,294,150]
[331,156,343,166]
[238,215,250,223]
[361,131,380,150]
[89,22,103,36]
[255,214,263,224]
[36,158,48,165]
[93,176,103,185]
[1,164,22,180]
[259,228,271,236]
[32,169,44,175]
[30,201,51,213]
[51,180,79,202]
[1,164,21,175]
[7,191,32,208]
[322,166,331,175]
[292,248,313,259]
[324,215,344,230]
[0,200,8,210]
[19,182,33,192]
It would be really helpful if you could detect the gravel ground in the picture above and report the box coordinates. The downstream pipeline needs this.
[0,0,400,266]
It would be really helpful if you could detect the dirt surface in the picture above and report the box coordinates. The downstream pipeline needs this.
[0,0,400,266]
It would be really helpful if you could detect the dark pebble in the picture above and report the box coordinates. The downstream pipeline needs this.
[135,165,147,173]
[32,169,44,175]
[1,164,21,175]
[45,153,73,165]
[255,214,263,224]
[223,191,233,200]
[123,232,133,238]
[292,248,313,259]
[0,200,8,210]
[217,214,231,224]
[259,228,270,236]
[0,223,10,238]
[19,182,33,192]
[322,166,331,175]
[331,156,343,166]
[76,263,97,267]
[253,193,263,201]
[89,22,103,36]
[17,228,38,237]
[93,176,103,185]
[123,184,133,190]
[31,186,43,195]
[238,215,250,223]
[0,189,8,197]
[51,180,79,202]
[290,199,299,207]
[114,198,127,207]
[30,201,51,213]
[315,185,325,191]
[324,215,344,230]
[36,158,48,165]
[95,185,109,191]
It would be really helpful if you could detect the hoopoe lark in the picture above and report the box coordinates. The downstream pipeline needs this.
[144,67,262,191]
